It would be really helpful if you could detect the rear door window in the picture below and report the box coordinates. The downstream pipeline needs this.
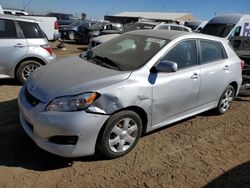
[0,18,17,38]
[200,40,227,64]
[170,26,182,31]
[18,21,44,38]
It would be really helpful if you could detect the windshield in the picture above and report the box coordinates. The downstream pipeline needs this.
[84,34,169,71]
[201,23,235,38]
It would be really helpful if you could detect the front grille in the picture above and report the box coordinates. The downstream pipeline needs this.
[25,87,40,106]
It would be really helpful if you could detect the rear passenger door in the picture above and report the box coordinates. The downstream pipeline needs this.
[198,39,230,105]
[0,18,28,75]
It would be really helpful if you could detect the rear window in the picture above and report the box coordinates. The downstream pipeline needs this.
[0,19,17,38]
[200,40,227,64]
[18,21,45,38]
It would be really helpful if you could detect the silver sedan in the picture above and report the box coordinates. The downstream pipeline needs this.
[18,30,242,158]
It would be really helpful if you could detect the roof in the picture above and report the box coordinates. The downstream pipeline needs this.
[127,29,189,40]
[208,14,244,24]
[0,14,36,22]
[125,29,227,43]
[113,12,196,21]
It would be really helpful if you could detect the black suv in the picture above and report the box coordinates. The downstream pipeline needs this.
[46,13,75,26]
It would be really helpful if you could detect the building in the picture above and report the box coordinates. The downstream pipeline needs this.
[105,12,197,24]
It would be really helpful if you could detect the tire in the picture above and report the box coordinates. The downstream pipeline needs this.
[214,85,235,115]
[16,60,42,83]
[97,110,142,159]
[68,31,76,40]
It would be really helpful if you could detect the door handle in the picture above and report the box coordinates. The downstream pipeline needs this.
[191,73,199,79]
[223,65,229,70]
[14,43,25,48]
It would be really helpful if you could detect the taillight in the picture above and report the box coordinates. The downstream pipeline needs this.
[240,59,245,70]
[54,20,58,30]
[41,44,53,55]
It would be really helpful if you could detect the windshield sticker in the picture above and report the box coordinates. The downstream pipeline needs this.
[146,38,166,45]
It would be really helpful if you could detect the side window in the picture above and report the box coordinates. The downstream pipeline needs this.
[3,11,12,15]
[170,26,182,31]
[157,25,170,30]
[18,21,44,38]
[200,40,225,64]
[0,19,17,38]
[162,40,197,69]
[183,28,189,32]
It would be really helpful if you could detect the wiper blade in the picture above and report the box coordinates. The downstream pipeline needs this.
[93,55,121,71]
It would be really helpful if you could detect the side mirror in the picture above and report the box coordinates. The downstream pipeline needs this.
[151,60,178,73]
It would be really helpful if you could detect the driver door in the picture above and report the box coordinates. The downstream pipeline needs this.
[152,39,201,126]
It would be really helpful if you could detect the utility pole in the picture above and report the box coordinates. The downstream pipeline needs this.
[23,0,31,10]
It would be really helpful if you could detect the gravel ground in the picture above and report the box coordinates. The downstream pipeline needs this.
[0,41,249,188]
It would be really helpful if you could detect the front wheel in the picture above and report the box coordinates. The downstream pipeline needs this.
[97,110,142,159]
[214,85,235,114]
[16,60,42,83]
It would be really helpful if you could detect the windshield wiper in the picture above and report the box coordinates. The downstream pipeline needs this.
[93,55,121,71]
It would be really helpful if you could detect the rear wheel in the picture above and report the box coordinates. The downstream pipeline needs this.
[215,85,235,114]
[97,110,142,159]
[68,31,76,40]
[16,60,42,83]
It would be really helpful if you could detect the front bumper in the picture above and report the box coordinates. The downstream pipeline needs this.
[18,86,109,157]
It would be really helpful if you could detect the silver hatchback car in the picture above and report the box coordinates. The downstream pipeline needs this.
[18,30,242,158]
[0,14,56,83]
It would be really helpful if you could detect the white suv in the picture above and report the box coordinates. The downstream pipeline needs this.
[0,14,56,83]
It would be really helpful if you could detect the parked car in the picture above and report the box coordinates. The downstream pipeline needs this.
[59,20,97,40]
[19,30,242,158]
[201,14,250,39]
[185,20,208,32]
[154,23,192,32]
[0,14,56,83]
[76,21,123,43]
[230,36,250,95]
[89,22,191,49]
[46,12,75,26]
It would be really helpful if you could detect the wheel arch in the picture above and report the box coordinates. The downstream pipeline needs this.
[95,105,149,153]
[14,57,46,78]
[229,81,238,97]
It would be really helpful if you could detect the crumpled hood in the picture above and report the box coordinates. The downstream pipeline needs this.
[26,55,131,103]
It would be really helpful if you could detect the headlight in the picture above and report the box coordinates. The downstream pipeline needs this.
[46,92,99,112]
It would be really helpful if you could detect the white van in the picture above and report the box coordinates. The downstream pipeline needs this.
[201,14,250,39]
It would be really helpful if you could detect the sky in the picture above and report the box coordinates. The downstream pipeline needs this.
[0,0,249,21]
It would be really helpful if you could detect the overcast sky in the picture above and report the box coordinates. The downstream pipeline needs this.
[0,0,249,20]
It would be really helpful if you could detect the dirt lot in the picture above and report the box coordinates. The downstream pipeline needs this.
[0,41,249,188]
